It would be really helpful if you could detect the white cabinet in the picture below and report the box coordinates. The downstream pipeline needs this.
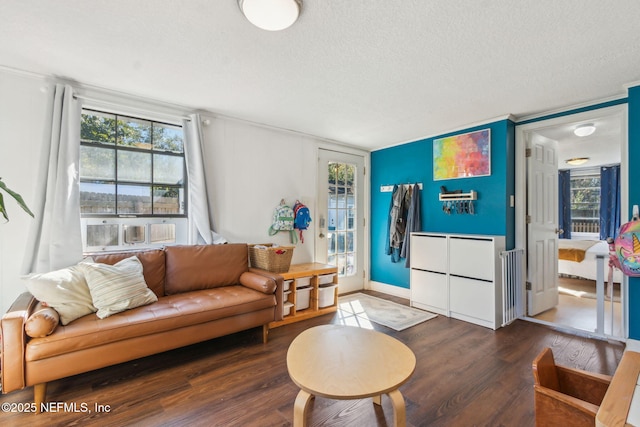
[410,269,448,315]
[449,276,495,325]
[410,234,448,315]
[411,234,448,271]
[410,233,505,329]
[449,237,495,281]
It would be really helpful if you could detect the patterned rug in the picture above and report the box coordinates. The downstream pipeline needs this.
[338,293,437,331]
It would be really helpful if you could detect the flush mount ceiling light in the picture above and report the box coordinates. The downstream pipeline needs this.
[238,0,301,31]
[565,157,590,166]
[573,124,596,137]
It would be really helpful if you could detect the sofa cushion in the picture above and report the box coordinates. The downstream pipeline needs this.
[92,249,165,298]
[80,257,158,319]
[164,244,249,295]
[25,305,60,338]
[24,286,275,361]
[21,259,97,325]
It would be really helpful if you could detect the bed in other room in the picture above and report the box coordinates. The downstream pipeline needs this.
[558,239,623,283]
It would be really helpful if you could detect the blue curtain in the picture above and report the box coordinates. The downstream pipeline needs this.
[558,169,571,239]
[600,165,621,240]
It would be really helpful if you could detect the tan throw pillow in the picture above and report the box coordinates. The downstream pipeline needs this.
[25,306,60,337]
[80,256,158,319]
[22,258,97,325]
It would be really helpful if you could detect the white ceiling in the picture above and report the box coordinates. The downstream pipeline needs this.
[1,1,640,151]
[538,113,623,170]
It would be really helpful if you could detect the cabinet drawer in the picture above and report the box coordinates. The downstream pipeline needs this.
[411,269,447,313]
[411,234,447,272]
[449,237,494,281]
[449,275,494,322]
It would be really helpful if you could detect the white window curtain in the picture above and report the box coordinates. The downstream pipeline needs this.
[22,83,83,274]
[183,113,216,244]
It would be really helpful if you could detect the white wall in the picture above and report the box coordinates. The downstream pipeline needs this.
[0,71,51,314]
[203,116,319,265]
[0,69,369,314]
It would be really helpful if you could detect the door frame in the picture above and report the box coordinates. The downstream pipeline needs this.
[315,144,371,293]
[515,103,629,337]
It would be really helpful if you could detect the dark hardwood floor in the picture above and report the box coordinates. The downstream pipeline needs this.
[1,291,625,426]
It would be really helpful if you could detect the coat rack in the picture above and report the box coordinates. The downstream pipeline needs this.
[380,183,423,192]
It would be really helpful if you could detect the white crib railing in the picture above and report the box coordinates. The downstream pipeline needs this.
[500,249,525,326]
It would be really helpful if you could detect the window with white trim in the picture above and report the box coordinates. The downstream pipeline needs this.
[570,169,600,235]
[79,109,188,251]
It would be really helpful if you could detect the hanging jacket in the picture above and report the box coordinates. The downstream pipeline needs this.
[388,184,411,263]
[401,184,422,267]
[390,185,407,250]
[384,184,398,257]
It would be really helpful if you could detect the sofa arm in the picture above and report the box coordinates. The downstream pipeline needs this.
[240,272,277,294]
[1,292,38,393]
[249,268,284,321]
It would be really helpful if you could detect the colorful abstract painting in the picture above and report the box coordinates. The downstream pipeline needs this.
[433,129,491,180]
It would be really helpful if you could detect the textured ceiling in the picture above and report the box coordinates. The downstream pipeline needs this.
[538,113,623,169]
[1,0,639,150]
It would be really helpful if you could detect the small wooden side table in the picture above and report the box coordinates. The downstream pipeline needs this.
[286,324,416,427]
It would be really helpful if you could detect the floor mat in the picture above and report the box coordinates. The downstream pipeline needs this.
[338,293,437,331]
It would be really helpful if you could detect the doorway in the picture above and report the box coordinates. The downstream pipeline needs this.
[316,149,366,294]
[515,104,628,339]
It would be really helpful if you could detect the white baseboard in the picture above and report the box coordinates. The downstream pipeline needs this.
[367,281,411,299]
[626,339,640,352]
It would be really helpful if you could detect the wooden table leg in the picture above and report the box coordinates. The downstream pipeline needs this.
[293,389,313,427]
[373,395,382,406]
[387,389,407,427]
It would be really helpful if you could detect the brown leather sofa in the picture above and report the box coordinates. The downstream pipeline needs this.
[1,243,283,409]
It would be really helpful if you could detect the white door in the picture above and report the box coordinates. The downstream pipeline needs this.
[527,132,560,316]
[316,149,365,293]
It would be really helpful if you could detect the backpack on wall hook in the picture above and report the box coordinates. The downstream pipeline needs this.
[268,199,297,244]
[293,200,312,244]
[614,218,640,276]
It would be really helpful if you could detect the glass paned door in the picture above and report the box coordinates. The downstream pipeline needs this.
[327,162,356,276]
[317,150,364,293]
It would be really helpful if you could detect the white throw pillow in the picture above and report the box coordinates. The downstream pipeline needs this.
[22,259,97,325]
[80,256,157,319]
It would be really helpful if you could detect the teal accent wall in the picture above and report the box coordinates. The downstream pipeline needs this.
[370,119,515,288]
[628,85,640,339]
[506,120,516,250]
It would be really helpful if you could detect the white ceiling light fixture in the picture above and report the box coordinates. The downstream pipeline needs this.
[573,124,596,137]
[238,0,301,31]
[565,157,590,166]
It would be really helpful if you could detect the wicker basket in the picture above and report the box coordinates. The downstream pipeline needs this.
[249,244,294,273]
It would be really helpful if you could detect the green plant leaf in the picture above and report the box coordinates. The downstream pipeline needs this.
[0,192,8,221]
[0,179,34,218]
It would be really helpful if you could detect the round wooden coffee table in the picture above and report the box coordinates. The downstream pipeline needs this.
[286,324,416,427]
